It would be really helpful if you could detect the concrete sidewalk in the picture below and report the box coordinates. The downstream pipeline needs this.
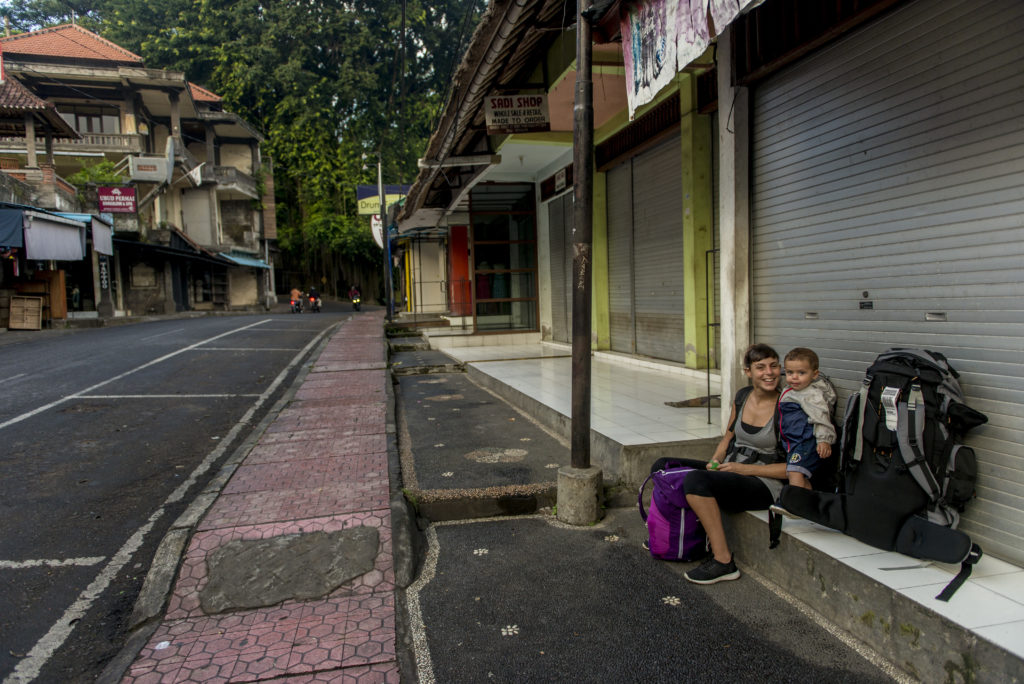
[117,311,401,683]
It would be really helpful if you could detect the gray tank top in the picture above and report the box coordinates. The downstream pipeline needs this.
[727,391,784,499]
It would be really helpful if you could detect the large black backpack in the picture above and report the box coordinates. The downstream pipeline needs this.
[776,349,988,600]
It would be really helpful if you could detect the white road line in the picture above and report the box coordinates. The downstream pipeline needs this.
[238,327,321,332]
[191,347,303,352]
[139,328,184,341]
[0,557,105,569]
[0,320,270,432]
[76,394,262,399]
[0,373,27,383]
[4,322,337,684]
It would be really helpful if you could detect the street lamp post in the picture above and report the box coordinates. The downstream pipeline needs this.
[378,155,394,322]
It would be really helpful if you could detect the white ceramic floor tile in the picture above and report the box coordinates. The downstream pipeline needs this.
[899,581,1024,629]
[841,552,964,590]
[974,620,1024,660]
[971,555,1024,579]
[637,430,692,443]
[972,570,1024,603]
[794,529,884,559]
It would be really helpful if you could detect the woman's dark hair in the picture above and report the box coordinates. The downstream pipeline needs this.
[743,343,779,369]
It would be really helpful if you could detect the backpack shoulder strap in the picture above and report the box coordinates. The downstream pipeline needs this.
[851,376,872,464]
[727,385,754,433]
[896,382,944,502]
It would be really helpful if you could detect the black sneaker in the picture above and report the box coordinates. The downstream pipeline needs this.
[685,556,740,584]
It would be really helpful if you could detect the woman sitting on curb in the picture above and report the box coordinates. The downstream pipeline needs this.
[651,343,787,584]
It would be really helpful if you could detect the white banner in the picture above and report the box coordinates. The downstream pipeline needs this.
[677,0,711,71]
[622,0,678,120]
[622,0,758,119]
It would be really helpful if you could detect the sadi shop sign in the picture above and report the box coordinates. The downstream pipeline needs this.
[484,93,550,134]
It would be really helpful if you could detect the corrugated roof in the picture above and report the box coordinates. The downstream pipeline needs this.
[188,82,222,103]
[0,24,143,65]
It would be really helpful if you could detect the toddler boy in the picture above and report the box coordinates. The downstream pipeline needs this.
[779,347,837,489]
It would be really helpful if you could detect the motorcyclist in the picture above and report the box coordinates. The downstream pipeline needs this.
[308,285,321,311]
[290,286,303,312]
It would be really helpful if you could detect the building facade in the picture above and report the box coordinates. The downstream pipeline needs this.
[397,0,1024,565]
[0,24,275,320]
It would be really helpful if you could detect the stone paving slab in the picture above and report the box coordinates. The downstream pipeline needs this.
[123,312,398,683]
[168,513,394,621]
[243,437,387,465]
[198,484,390,531]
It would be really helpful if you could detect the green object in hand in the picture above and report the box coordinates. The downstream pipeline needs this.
[710,460,719,470]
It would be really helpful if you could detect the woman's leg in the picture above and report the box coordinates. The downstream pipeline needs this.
[684,471,775,563]
[687,494,731,563]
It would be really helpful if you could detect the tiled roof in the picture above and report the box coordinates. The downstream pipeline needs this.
[0,24,142,65]
[0,75,50,110]
[188,82,222,103]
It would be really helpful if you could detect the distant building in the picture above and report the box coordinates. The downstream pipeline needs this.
[0,24,276,319]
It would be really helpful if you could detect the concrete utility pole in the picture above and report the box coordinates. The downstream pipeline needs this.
[557,0,602,525]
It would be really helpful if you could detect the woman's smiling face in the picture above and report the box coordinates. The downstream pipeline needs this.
[746,356,781,392]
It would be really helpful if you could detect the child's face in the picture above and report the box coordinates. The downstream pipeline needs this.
[785,359,819,391]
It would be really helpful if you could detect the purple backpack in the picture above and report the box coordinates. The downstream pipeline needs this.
[638,466,709,561]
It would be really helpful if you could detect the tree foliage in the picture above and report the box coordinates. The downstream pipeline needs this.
[0,0,485,283]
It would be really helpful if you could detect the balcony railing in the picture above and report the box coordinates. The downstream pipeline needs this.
[0,133,144,154]
[213,166,258,198]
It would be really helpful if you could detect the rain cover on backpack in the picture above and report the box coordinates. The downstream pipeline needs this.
[778,349,987,600]
[638,466,709,562]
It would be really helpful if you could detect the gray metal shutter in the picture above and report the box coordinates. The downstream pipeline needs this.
[751,0,1024,563]
[632,133,685,362]
[547,192,572,343]
[607,162,635,353]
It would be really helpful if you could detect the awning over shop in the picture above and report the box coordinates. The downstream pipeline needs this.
[56,212,114,256]
[219,252,270,269]
[23,211,86,261]
[0,209,24,248]
[113,237,228,267]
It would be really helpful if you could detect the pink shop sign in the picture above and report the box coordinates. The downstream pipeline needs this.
[98,186,137,213]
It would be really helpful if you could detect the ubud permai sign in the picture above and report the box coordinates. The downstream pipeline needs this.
[98,186,137,213]
[484,93,550,134]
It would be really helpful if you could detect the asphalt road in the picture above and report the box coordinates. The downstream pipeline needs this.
[0,308,352,683]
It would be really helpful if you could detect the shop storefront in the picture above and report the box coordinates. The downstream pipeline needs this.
[748,0,1024,563]
[469,183,539,332]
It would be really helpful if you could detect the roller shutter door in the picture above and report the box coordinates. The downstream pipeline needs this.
[608,162,635,353]
[750,0,1024,563]
[547,191,572,343]
[633,134,685,361]
[607,134,686,361]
